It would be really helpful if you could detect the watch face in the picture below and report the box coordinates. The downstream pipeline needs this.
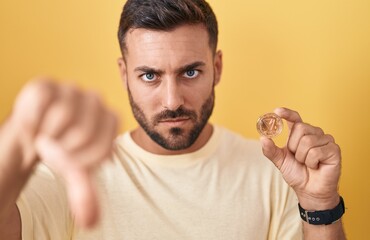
[256,113,283,138]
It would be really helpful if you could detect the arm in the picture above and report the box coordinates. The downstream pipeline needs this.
[0,204,21,240]
[0,119,31,240]
[0,79,118,239]
[261,107,346,239]
[303,221,345,239]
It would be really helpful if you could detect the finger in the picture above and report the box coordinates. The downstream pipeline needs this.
[12,80,57,164]
[274,107,302,130]
[305,142,341,169]
[260,136,286,170]
[13,80,57,137]
[60,92,104,152]
[40,85,81,138]
[295,134,335,164]
[35,136,71,170]
[67,110,119,168]
[287,122,324,153]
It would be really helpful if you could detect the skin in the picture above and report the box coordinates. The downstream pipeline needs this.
[261,108,346,239]
[0,24,345,239]
[118,24,345,239]
[117,24,222,155]
[0,80,118,239]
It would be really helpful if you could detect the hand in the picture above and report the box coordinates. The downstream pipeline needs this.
[10,78,119,228]
[260,107,341,210]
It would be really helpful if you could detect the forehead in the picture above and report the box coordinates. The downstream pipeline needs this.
[124,24,213,66]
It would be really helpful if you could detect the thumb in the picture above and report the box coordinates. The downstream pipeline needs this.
[64,168,100,228]
[35,136,100,228]
[260,136,285,170]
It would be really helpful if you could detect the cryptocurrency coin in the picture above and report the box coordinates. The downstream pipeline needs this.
[256,113,283,138]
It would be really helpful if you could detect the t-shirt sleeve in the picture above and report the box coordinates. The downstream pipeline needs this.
[16,163,74,240]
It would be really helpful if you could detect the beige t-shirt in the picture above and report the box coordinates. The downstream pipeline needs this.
[17,126,302,239]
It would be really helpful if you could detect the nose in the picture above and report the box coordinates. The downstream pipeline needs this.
[161,78,184,111]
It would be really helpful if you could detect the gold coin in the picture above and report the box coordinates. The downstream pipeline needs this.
[256,113,283,138]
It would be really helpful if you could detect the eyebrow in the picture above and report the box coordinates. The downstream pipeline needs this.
[134,61,206,75]
[134,66,164,75]
[175,61,206,74]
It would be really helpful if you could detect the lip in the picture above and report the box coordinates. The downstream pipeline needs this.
[158,118,190,127]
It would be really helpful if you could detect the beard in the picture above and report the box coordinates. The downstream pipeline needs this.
[127,85,215,151]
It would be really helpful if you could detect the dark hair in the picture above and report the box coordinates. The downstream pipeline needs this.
[118,0,218,54]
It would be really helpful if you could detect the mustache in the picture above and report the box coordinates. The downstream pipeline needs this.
[153,107,197,123]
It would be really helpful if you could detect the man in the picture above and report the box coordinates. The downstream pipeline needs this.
[0,0,346,239]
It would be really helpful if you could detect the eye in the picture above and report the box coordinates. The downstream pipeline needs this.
[141,72,157,82]
[183,69,199,79]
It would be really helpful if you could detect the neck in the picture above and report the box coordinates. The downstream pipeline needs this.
[131,124,214,155]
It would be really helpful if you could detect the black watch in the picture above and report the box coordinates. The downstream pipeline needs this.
[298,196,345,225]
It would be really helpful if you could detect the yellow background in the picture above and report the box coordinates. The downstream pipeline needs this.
[0,0,369,238]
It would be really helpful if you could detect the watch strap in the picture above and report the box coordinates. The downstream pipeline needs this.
[298,196,345,225]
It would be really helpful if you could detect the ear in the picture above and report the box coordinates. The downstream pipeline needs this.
[213,50,223,86]
[117,57,128,90]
